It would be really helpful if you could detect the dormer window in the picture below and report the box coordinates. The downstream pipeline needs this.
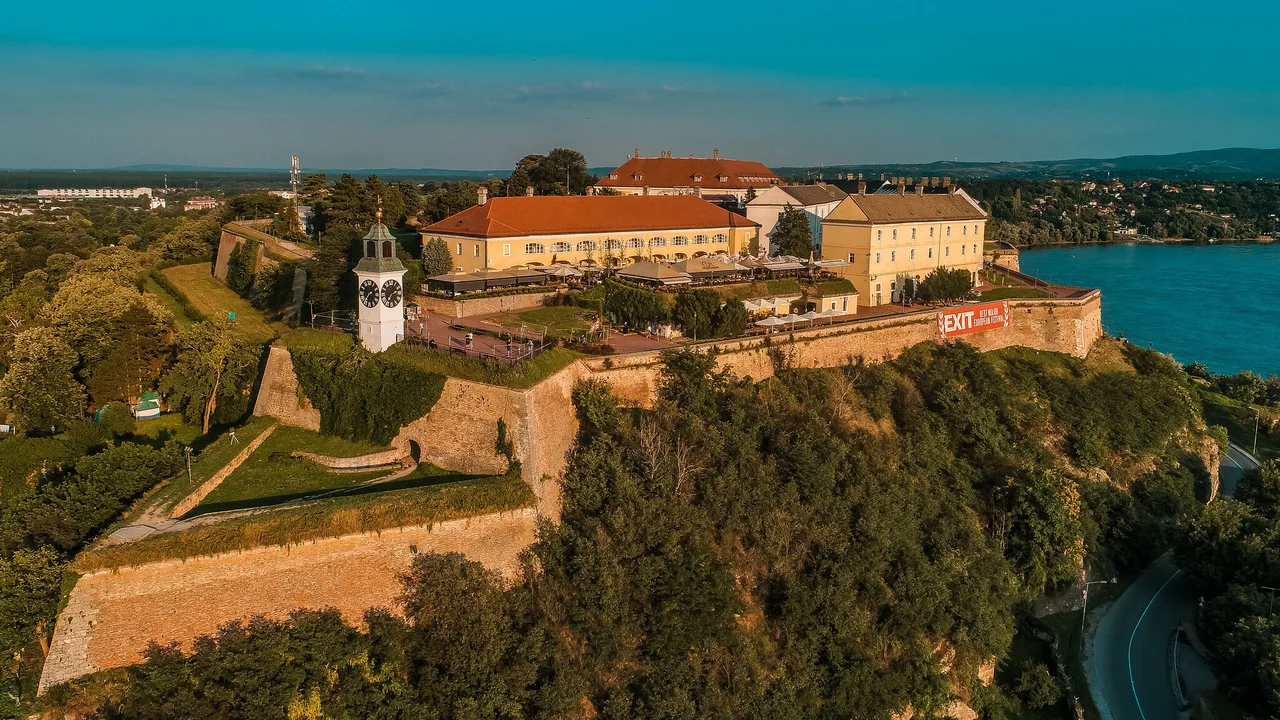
[632,173,644,181]
[692,173,703,182]
[609,173,618,180]
[718,174,728,182]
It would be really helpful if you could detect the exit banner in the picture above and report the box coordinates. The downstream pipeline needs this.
[937,301,1011,340]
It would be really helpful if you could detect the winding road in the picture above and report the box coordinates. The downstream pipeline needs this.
[1088,444,1259,719]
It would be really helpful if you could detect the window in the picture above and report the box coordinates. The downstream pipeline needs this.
[911,228,916,239]
[456,243,462,255]
[892,229,897,240]
[974,224,979,234]
[713,233,727,244]
[945,246,950,257]
[877,230,882,241]
[626,237,644,249]
[366,240,376,258]
[962,225,967,236]
[848,252,856,264]
[692,173,703,182]
[693,234,709,245]
[604,239,622,250]
[473,244,480,257]
[525,242,545,254]
[503,244,511,256]
[890,281,897,292]
[928,247,933,258]
[930,227,935,237]
[910,249,915,260]
[551,242,571,253]
[946,226,951,236]
[671,236,688,246]
[961,244,966,255]
[875,252,881,264]
[383,241,393,257]
[842,298,848,312]
[649,237,666,248]
[890,250,896,262]
[973,243,978,254]
[576,240,597,252]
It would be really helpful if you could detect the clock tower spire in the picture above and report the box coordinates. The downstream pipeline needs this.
[354,199,407,353]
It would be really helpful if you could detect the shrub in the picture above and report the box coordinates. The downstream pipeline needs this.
[917,267,975,304]
[601,279,670,329]
[1016,662,1060,708]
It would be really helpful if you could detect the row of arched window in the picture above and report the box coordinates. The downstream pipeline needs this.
[524,234,727,255]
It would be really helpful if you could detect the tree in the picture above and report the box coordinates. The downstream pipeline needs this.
[512,149,594,196]
[672,290,719,340]
[85,301,173,407]
[156,211,223,261]
[0,327,84,431]
[918,267,975,304]
[1236,460,1280,518]
[769,205,813,257]
[712,298,748,338]
[423,237,454,278]
[322,173,371,230]
[44,274,172,373]
[1015,662,1060,709]
[161,319,260,433]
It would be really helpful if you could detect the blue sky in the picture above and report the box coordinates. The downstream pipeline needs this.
[3,1,1278,170]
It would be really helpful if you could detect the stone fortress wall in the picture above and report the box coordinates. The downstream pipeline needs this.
[41,292,1101,692]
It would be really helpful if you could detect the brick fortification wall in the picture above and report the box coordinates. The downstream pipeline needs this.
[40,509,537,693]
[252,346,321,431]
[48,293,1100,692]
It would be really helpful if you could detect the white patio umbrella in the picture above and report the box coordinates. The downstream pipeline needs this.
[799,311,822,323]
[755,316,787,327]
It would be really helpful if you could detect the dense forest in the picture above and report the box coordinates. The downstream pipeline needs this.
[37,340,1210,720]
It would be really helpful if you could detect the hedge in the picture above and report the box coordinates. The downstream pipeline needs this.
[147,270,208,323]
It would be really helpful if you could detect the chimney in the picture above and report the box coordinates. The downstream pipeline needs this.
[915,183,924,196]
[857,181,867,195]
[942,176,952,188]
[858,173,864,181]
[477,186,488,206]
[932,176,940,187]
[713,148,720,159]
[643,185,650,196]
[897,180,906,196]
[634,147,640,159]
[525,186,534,197]
[949,185,958,195]
[905,177,913,186]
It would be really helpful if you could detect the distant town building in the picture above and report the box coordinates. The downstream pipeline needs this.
[419,191,760,273]
[268,190,297,199]
[821,182,987,306]
[184,196,221,212]
[37,187,152,200]
[746,183,848,256]
[592,148,781,203]
[149,197,167,210]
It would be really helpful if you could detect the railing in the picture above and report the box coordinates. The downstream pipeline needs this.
[397,333,547,367]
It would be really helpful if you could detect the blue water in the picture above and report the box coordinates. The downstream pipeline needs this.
[1019,243,1280,376]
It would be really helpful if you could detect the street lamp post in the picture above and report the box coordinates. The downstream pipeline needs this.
[1254,409,1261,456]
[1263,585,1279,617]
[1081,576,1116,651]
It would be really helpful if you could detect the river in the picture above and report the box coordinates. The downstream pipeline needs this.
[1018,242,1280,375]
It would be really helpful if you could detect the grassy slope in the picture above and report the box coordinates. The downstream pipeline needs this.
[1200,390,1280,462]
[130,414,202,447]
[161,263,282,343]
[75,471,533,572]
[140,274,195,330]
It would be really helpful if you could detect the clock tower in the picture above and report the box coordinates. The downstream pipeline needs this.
[353,204,407,353]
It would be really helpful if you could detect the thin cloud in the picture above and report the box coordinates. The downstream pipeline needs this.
[269,65,449,100]
[503,81,716,105]
[820,92,914,107]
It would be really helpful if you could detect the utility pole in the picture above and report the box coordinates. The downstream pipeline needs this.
[1263,585,1279,617]
[184,446,193,485]
[1255,409,1261,455]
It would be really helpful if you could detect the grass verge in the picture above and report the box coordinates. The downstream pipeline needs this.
[130,413,202,447]
[161,263,282,343]
[981,287,1052,300]
[141,273,196,329]
[74,471,533,572]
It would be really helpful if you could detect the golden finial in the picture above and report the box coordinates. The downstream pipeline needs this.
[376,195,383,222]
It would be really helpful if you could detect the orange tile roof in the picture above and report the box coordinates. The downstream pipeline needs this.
[595,156,781,190]
[830,191,987,223]
[419,195,759,239]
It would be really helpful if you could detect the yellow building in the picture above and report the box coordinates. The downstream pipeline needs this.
[419,192,760,273]
[820,186,987,306]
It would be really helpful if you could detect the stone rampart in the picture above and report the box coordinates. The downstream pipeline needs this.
[413,290,558,319]
[39,508,536,693]
[252,346,321,431]
[169,423,278,518]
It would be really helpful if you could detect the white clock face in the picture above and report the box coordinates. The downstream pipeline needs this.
[360,280,379,308]
[381,279,402,308]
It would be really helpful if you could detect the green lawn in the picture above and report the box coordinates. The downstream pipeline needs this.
[141,274,195,329]
[714,279,803,301]
[494,306,595,338]
[1201,390,1280,463]
[130,414,202,447]
[150,416,277,511]
[194,426,394,514]
[161,263,282,343]
[981,287,1052,300]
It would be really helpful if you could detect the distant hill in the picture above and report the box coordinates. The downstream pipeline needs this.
[775,147,1280,181]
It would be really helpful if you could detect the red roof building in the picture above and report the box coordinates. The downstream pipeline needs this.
[592,149,781,202]
[419,192,760,273]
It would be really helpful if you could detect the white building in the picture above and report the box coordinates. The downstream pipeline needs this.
[746,184,848,256]
[37,187,153,200]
